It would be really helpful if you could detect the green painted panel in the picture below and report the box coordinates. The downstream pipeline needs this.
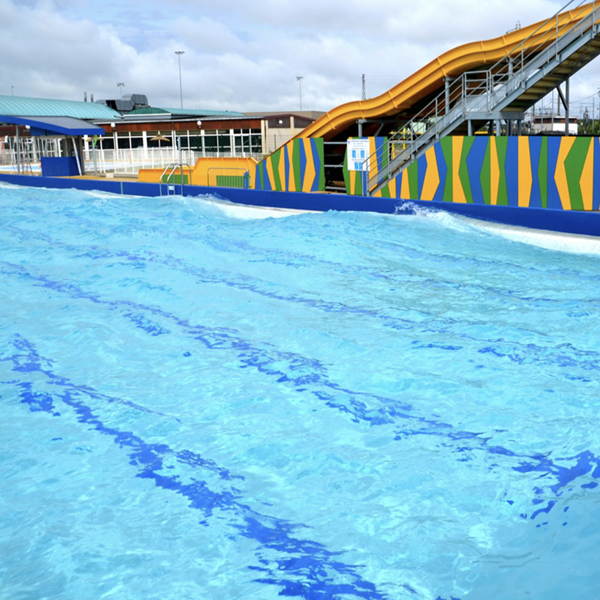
[459,136,475,203]
[271,149,282,191]
[356,171,365,195]
[480,139,491,204]
[293,140,302,192]
[342,145,351,194]
[161,173,188,184]
[258,160,265,190]
[564,137,590,211]
[538,138,548,209]
[407,160,419,199]
[216,175,245,188]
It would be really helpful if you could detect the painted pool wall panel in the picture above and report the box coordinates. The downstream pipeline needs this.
[392,136,600,212]
[255,138,325,192]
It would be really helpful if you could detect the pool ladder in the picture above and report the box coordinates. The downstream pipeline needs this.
[159,163,193,196]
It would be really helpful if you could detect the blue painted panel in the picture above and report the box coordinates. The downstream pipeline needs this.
[394,170,403,199]
[466,137,488,204]
[310,138,321,192]
[417,153,428,199]
[262,162,272,192]
[505,137,519,206]
[529,137,543,209]
[41,156,79,176]
[432,142,447,203]
[594,138,600,212]
[546,137,563,210]
[284,145,290,191]
[298,140,307,190]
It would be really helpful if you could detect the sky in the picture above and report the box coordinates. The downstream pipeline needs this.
[2,0,600,116]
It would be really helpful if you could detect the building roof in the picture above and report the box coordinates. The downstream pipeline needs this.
[0,95,121,120]
[126,106,245,118]
[0,115,105,136]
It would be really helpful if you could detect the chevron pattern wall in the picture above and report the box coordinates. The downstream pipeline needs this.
[383,136,600,210]
[255,138,325,193]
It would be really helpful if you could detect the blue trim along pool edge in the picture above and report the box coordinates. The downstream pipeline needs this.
[2,172,600,238]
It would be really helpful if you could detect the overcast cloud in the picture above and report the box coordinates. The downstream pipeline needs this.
[3,0,600,116]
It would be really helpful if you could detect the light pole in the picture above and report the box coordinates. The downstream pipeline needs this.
[117,82,124,98]
[175,51,185,109]
[11,86,14,96]
[296,76,303,111]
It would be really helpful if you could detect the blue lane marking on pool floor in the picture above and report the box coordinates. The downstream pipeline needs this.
[1,336,392,599]
[2,259,599,525]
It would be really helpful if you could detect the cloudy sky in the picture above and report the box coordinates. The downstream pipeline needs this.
[2,0,600,116]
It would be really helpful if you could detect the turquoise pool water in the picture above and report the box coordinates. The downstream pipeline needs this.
[1,184,599,599]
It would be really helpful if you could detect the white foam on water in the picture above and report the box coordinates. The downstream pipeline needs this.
[185,195,318,220]
[457,215,600,256]
[395,202,600,256]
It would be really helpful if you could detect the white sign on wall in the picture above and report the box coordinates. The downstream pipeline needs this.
[347,139,370,171]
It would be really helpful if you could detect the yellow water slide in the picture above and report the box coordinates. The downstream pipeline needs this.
[298,2,597,140]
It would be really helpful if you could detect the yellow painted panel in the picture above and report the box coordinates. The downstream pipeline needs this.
[452,137,467,203]
[388,176,397,199]
[554,137,576,210]
[279,144,287,191]
[400,169,410,200]
[518,137,532,207]
[138,168,164,183]
[369,138,379,180]
[580,139,594,211]
[421,146,440,201]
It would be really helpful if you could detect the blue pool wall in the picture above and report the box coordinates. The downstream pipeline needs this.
[2,172,600,237]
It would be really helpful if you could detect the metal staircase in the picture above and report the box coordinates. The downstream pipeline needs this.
[367,0,600,196]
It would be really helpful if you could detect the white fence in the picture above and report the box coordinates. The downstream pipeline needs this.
[0,142,264,176]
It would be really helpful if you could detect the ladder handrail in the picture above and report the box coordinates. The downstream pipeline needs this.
[159,162,193,195]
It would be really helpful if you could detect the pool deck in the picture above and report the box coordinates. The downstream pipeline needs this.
[2,172,600,238]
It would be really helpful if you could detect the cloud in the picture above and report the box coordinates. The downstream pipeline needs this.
[2,0,599,117]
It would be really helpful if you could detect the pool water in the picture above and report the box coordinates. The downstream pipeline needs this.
[0,184,599,600]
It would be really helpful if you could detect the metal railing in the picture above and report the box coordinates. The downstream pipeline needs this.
[206,167,250,189]
[365,0,600,195]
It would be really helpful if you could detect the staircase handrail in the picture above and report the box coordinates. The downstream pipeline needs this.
[363,0,599,194]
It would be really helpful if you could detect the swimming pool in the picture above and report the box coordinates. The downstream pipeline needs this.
[0,184,599,599]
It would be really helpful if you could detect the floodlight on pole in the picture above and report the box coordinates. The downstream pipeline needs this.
[117,82,125,98]
[175,51,185,109]
[296,76,303,111]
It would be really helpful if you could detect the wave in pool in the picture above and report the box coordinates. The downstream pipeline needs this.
[0,186,599,600]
